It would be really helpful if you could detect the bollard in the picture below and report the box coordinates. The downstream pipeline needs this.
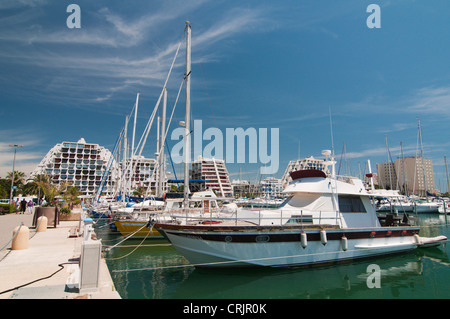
[80,217,101,293]
[12,225,30,250]
[36,216,48,232]
[83,218,94,241]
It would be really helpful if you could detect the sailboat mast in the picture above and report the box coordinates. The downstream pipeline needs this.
[123,115,129,203]
[131,93,139,159]
[184,21,191,206]
[445,155,449,195]
[159,88,167,197]
[418,117,428,196]
[130,93,139,197]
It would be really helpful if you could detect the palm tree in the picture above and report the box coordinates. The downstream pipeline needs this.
[36,175,68,206]
[63,186,81,209]
[6,170,26,197]
[23,174,48,198]
[7,171,26,185]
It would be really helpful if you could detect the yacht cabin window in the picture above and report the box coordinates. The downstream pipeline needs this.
[286,215,313,224]
[338,195,367,213]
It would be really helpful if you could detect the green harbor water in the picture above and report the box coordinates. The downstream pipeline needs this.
[95,214,450,299]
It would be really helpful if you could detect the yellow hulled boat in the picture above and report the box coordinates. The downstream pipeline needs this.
[114,220,164,239]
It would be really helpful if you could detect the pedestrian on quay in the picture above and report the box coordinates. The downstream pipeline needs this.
[14,199,19,213]
[27,200,34,214]
[20,198,27,214]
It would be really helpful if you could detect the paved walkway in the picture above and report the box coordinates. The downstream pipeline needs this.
[0,210,120,299]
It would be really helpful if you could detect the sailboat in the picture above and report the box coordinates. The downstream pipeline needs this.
[153,23,447,268]
[112,22,235,239]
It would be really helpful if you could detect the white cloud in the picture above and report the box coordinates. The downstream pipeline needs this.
[0,130,46,178]
[0,3,274,113]
[407,86,450,118]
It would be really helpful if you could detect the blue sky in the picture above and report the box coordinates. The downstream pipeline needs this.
[1,0,449,191]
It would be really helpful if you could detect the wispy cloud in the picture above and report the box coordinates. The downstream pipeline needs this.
[0,129,46,177]
[0,2,274,110]
[406,86,450,118]
[377,122,417,134]
[0,0,48,10]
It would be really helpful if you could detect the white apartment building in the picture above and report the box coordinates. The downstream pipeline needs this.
[118,156,168,196]
[260,177,283,198]
[30,138,164,198]
[190,156,233,197]
[30,138,115,197]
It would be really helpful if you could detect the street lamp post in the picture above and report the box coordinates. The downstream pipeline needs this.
[9,144,23,205]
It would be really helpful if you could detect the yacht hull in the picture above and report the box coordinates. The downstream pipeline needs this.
[155,225,420,268]
[114,220,164,239]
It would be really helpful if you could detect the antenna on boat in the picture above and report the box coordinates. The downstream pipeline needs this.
[329,107,335,158]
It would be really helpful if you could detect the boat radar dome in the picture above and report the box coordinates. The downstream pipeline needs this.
[77,138,86,144]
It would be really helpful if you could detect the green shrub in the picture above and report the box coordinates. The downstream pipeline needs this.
[60,207,71,215]
[0,204,14,214]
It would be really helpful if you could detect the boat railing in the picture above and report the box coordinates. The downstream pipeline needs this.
[155,208,343,228]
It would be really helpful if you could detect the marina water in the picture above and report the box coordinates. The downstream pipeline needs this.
[95,213,450,299]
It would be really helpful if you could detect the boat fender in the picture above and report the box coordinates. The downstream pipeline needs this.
[320,229,327,246]
[414,234,421,245]
[341,235,348,251]
[300,231,307,249]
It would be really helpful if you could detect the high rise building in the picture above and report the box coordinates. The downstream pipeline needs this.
[30,138,115,197]
[118,156,168,197]
[376,157,435,195]
[30,138,165,198]
[190,156,233,197]
[260,177,283,198]
[376,162,397,190]
[395,157,435,196]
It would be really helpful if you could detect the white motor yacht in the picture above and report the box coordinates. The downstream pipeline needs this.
[154,151,446,268]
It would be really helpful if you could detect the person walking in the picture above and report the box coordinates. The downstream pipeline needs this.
[27,200,34,214]
[20,198,27,214]
[14,199,19,214]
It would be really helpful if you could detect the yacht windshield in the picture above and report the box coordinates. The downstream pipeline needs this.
[279,196,293,208]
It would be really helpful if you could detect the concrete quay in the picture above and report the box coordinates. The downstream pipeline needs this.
[0,209,121,299]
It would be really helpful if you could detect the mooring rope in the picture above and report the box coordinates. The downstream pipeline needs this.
[104,225,155,261]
